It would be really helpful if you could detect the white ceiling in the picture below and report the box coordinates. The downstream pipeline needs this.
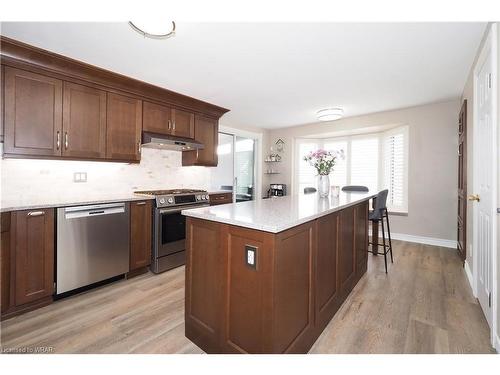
[0,22,486,129]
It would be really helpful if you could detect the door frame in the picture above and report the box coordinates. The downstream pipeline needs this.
[219,125,263,201]
[472,23,498,347]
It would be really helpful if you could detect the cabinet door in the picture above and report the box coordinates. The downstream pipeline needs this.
[172,108,195,139]
[13,208,54,306]
[4,67,62,156]
[182,115,218,166]
[130,200,152,271]
[106,93,142,161]
[62,82,106,158]
[143,101,173,135]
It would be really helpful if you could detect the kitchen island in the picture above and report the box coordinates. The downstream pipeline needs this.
[182,191,375,354]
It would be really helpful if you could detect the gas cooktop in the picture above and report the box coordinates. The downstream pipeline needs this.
[134,189,209,208]
[134,189,206,196]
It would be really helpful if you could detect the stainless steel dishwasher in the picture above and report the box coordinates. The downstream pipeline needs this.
[56,202,130,295]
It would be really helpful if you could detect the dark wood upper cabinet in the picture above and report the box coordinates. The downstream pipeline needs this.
[182,115,218,167]
[142,101,173,135]
[62,82,107,159]
[3,67,62,157]
[12,208,54,306]
[143,102,195,139]
[130,200,152,271]
[172,108,195,139]
[106,93,142,161]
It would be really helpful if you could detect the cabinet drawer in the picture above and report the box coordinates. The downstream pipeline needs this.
[209,193,232,206]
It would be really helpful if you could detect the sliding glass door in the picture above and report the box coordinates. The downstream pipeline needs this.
[210,132,257,202]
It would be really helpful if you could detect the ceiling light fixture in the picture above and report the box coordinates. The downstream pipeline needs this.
[316,108,344,122]
[128,21,176,39]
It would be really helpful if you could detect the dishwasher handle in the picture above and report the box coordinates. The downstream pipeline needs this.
[64,203,126,219]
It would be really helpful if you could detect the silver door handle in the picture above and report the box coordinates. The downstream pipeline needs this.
[65,132,69,149]
[173,121,176,131]
[27,211,45,217]
[168,120,171,130]
[196,149,199,159]
[136,202,146,206]
[56,131,60,150]
[138,141,141,154]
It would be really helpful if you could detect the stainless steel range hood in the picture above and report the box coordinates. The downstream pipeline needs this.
[141,132,204,151]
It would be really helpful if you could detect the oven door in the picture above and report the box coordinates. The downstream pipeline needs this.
[156,204,207,257]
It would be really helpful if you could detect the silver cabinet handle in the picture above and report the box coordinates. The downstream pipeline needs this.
[65,132,69,149]
[138,141,141,154]
[27,211,45,217]
[136,202,146,206]
[196,149,199,159]
[168,120,171,130]
[172,121,176,131]
[56,131,60,150]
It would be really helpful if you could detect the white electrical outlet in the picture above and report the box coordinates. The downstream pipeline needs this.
[245,245,257,269]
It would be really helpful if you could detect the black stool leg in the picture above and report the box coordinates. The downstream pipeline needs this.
[381,218,388,273]
[385,208,393,263]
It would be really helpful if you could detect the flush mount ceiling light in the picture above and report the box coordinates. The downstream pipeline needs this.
[128,20,176,39]
[316,108,344,122]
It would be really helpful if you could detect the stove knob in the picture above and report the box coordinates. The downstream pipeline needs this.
[159,198,165,204]
[168,197,174,204]
[196,195,201,201]
[203,194,208,200]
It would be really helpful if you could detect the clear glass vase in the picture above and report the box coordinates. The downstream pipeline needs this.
[318,174,330,197]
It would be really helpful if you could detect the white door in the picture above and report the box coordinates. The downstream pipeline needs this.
[474,44,494,327]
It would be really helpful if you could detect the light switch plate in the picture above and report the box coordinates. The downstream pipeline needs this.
[73,172,87,183]
[245,245,257,269]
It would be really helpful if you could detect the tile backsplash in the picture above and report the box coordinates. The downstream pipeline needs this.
[0,144,211,205]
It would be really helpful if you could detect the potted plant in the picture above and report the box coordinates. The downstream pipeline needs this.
[303,149,344,197]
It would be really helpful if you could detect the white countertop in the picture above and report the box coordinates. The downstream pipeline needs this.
[0,193,154,212]
[182,191,376,233]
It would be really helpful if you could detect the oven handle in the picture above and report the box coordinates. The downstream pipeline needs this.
[158,204,209,214]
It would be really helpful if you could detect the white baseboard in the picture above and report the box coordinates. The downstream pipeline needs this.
[464,260,476,297]
[494,332,500,353]
[374,231,456,249]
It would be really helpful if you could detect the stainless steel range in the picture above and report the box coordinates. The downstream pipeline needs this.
[134,189,210,273]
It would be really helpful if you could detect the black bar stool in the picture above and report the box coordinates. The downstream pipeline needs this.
[368,189,393,273]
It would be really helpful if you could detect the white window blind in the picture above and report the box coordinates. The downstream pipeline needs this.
[383,130,407,211]
[297,141,319,193]
[324,140,348,187]
[295,125,408,213]
[350,136,379,193]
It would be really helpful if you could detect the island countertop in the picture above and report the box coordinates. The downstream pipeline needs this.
[182,190,376,233]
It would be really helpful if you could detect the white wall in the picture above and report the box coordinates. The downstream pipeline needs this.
[264,100,460,242]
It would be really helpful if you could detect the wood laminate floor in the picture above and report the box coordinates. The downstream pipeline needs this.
[0,240,495,354]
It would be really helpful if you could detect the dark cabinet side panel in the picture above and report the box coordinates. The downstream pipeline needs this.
[339,207,356,293]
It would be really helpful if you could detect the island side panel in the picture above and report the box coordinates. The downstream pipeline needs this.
[315,211,342,333]
[338,206,356,296]
[355,201,369,278]
[221,226,275,353]
[273,221,316,353]
[185,217,225,353]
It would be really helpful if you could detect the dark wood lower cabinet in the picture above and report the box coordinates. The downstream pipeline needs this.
[129,200,153,271]
[185,200,369,353]
[1,209,55,320]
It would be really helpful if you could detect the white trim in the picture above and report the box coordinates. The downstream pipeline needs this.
[464,260,477,297]
[494,332,500,353]
[375,231,456,248]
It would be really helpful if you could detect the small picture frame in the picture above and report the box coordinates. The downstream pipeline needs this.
[275,139,285,153]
